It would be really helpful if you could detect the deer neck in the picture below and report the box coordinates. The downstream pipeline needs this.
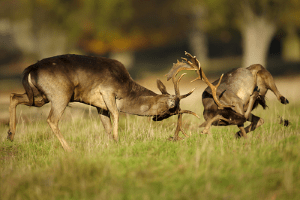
[117,95,160,116]
[116,81,161,116]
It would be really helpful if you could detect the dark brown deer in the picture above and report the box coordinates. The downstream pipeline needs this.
[7,54,199,151]
[167,52,289,138]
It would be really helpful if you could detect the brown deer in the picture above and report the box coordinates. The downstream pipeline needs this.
[7,54,199,151]
[167,52,289,138]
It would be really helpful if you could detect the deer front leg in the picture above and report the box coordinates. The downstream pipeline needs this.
[237,124,247,139]
[235,114,264,138]
[200,114,230,135]
[47,99,72,152]
[244,87,260,120]
[97,108,113,139]
[102,93,119,141]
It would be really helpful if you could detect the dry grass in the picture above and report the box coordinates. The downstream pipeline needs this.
[0,72,300,200]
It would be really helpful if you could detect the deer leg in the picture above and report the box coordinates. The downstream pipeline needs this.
[8,93,48,141]
[102,93,119,141]
[237,124,247,139]
[244,88,260,120]
[258,70,289,104]
[97,108,113,139]
[8,93,30,141]
[235,114,264,138]
[201,114,230,135]
[47,99,72,152]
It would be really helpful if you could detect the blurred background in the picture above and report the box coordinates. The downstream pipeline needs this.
[1,0,300,112]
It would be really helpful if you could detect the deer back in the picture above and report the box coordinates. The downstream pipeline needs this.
[205,68,256,105]
[25,54,157,107]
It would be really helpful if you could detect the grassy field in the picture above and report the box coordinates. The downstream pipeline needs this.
[0,93,299,200]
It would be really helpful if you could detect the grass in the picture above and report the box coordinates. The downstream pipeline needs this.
[0,100,300,200]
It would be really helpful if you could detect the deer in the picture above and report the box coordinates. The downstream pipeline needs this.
[7,54,199,152]
[167,52,289,138]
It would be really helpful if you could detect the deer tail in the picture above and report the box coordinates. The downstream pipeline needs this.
[22,64,36,106]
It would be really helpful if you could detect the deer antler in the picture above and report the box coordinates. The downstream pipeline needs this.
[182,51,234,110]
[165,61,200,140]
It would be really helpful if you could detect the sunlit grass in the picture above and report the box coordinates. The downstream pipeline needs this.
[0,100,300,200]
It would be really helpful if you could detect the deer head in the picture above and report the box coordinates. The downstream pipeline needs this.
[167,51,234,110]
[161,59,200,140]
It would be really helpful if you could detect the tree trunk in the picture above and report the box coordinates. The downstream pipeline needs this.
[188,30,208,67]
[188,6,208,68]
[282,25,300,62]
[241,16,277,68]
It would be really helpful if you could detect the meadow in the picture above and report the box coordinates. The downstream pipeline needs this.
[0,77,300,200]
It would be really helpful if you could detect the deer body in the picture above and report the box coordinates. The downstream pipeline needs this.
[168,52,289,138]
[8,54,196,151]
[201,64,289,136]
[203,68,256,117]
[27,55,160,113]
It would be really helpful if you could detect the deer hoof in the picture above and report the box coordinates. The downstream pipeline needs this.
[235,131,242,139]
[257,118,264,127]
[201,129,210,135]
[280,96,289,104]
[112,135,119,142]
[7,130,14,141]
[167,136,184,141]
[63,146,72,153]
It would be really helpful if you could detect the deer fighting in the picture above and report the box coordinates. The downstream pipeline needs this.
[7,54,198,151]
[8,52,289,151]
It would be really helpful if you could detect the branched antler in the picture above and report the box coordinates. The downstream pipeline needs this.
[165,60,200,141]
[182,51,234,110]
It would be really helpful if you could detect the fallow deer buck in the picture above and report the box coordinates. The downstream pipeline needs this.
[7,54,199,151]
[167,52,289,138]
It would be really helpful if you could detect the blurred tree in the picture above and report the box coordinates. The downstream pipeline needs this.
[183,0,300,68]
[0,0,82,58]
[173,0,234,68]
[82,0,190,52]
[280,0,300,62]
[2,0,299,68]
[81,0,191,68]
[227,0,300,67]
[0,0,136,60]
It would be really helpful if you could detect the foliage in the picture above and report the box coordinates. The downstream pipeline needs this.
[2,0,300,55]
[1,100,300,199]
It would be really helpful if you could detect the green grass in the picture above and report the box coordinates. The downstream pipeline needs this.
[0,101,300,200]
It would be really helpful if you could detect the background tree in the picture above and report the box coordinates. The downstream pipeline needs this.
[183,0,300,68]
[279,0,300,62]
[228,0,300,68]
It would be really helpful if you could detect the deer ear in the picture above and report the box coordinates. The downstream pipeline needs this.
[157,79,169,95]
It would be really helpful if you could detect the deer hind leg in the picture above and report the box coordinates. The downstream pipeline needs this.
[200,114,230,135]
[235,114,264,138]
[47,98,72,152]
[97,108,113,139]
[258,69,289,104]
[101,93,119,141]
[8,93,48,141]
